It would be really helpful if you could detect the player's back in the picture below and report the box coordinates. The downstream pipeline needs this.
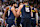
[21,5,31,18]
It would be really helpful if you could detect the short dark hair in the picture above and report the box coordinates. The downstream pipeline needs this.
[9,1,15,6]
[29,3,34,7]
[19,2,23,4]
[24,1,28,3]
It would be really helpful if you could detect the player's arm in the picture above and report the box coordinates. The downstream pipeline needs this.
[2,7,9,21]
[30,6,33,17]
[17,5,23,17]
[15,8,21,15]
[11,6,17,17]
[34,8,38,26]
[34,8,38,13]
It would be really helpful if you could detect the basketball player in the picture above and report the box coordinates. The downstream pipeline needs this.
[16,1,31,27]
[16,2,23,27]
[2,1,17,27]
[30,5,38,27]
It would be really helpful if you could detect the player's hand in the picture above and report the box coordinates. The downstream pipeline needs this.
[36,23,38,27]
[15,9,18,12]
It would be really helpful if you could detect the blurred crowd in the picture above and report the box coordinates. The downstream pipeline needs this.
[0,0,40,27]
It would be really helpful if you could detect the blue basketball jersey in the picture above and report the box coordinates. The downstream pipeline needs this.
[32,7,36,18]
[8,7,15,20]
[6,7,15,24]
[21,5,31,18]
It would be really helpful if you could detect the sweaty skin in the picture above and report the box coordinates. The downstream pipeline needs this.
[17,5,23,17]
[11,6,17,17]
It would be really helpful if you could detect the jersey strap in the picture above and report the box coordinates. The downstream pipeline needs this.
[32,8,35,12]
[8,7,12,10]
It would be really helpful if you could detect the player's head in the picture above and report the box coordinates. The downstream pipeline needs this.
[24,1,29,5]
[9,1,15,6]
[19,2,23,6]
[24,1,28,3]
[14,2,17,7]
[30,3,34,7]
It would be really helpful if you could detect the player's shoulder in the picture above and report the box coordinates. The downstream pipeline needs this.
[20,4,23,7]
[6,7,9,10]
[11,6,14,9]
[11,6,15,11]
